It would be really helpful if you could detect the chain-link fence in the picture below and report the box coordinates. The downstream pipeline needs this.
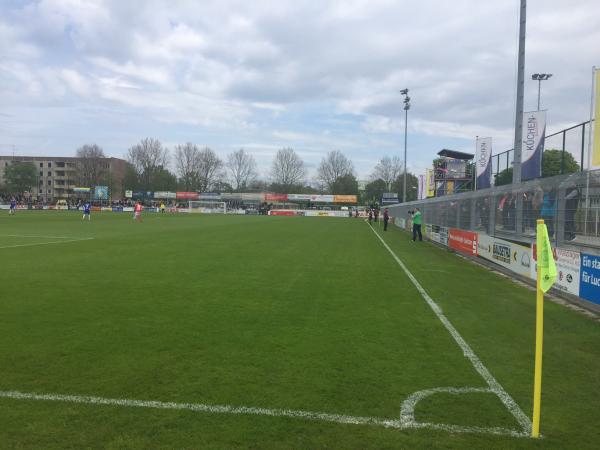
[388,169,600,250]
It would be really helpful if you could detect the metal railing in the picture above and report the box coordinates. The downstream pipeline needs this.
[491,120,594,178]
[388,169,600,250]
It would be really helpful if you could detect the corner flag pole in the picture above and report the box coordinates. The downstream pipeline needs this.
[532,218,557,438]
[532,219,545,438]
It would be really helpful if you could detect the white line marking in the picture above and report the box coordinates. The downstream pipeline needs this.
[0,390,398,428]
[0,390,527,437]
[368,224,532,434]
[0,234,88,239]
[0,238,94,249]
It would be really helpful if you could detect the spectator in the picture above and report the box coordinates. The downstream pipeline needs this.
[383,208,390,231]
[541,189,556,238]
[564,182,580,241]
[412,208,423,242]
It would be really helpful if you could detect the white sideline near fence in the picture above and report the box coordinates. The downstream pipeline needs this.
[367,223,532,435]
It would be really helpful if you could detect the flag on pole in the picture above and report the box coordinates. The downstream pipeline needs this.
[475,137,492,189]
[532,219,556,438]
[536,221,557,293]
[522,111,546,180]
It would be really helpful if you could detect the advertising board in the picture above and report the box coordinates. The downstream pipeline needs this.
[427,224,448,246]
[477,234,531,277]
[531,245,580,296]
[580,253,600,304]
[448,228,478,256]
[154,191,177,199]
[176,192,199,200]
[333,195,358,203]
[265,194,288,202]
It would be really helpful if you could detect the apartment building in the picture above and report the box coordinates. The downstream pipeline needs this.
[0,155,128,202]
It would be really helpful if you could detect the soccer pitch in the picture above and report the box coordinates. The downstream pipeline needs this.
[0,212,599,449]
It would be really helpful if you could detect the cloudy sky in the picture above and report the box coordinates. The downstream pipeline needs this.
[0,0,598,180]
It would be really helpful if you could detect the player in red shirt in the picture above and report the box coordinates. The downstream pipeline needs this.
[134,202,143,221]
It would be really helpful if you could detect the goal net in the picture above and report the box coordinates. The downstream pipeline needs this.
[188,201,227,214]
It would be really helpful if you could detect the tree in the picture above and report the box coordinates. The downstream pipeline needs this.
[317,150,354,192]
[363,179,387,205]
[247,179,269,192]
[371,156,403,190]
[127,138,170,190]
[197,147,223,192]
[3,162,37,194]
[123,163,139,191]
[494,149,581,187]
[330,173,359,195]
[174,143,202,191]
[271,148,306,193]
[391,173,418,202]
[494,167,513,186]
[226,149,257,191]
[76,144,107,186]
[542,149,579,177]
[153,166,178,191]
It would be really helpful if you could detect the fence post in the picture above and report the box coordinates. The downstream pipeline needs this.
[580,122,586,172]
[489,195,496,236]
[470,197,477,230]
[556,184,566,246]
[515,188,524,239]
[561,131,566,174]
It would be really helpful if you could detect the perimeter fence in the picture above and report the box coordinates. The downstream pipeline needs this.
[388,169,600,250]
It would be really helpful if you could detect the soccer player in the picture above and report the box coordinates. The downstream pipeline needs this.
[82,202,91,221]
[9,198,16,215]
[160,202,166,213]
[134,201,143,221]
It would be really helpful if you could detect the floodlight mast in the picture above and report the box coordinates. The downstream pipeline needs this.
[532,73,552,111]
[512,0,527,185]
[400,89,411,203]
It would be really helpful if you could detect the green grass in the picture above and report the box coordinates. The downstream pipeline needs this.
[0,211,598,449]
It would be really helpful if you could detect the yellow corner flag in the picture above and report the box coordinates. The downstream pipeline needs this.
[537,221,557,292]
[532,219,557,438]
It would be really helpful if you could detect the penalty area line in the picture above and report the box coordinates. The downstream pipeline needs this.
[367,223,532,435]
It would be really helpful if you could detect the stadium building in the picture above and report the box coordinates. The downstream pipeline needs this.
[0,155,128,202]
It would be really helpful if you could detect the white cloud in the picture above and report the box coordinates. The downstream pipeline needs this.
[0,0,598,179]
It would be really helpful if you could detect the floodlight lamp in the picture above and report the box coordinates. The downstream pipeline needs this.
[532,73,540,80]
[404,96,411,103]
[400,88,409,95]
[404,104,410,111]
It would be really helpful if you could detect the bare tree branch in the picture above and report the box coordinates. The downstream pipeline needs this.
[197,147,223,192]
[317,150,354,191]
[371,156,403,190]
[127,138,170,189]
[271,148,306,191]
[226,149,257,191]
[174,143,202,191]
[76,144,107,186]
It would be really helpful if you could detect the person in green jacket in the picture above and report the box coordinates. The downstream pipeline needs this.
[412,208,422,242]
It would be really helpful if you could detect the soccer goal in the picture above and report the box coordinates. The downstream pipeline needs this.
[188,201,227,214]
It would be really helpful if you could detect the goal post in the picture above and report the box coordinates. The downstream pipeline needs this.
[188,201,227,214]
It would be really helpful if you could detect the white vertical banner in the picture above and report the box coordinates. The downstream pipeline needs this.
[521,110,546,180]
[475,137,492,189]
